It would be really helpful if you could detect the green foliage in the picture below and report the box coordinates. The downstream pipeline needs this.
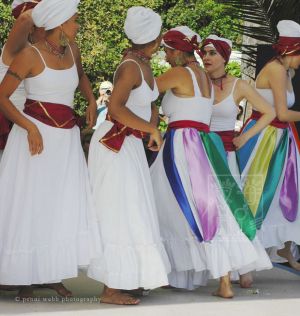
[226,61,241,78]
[0,0,240,113]
[0,2,13,48]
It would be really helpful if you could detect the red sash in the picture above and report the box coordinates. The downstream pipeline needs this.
[214,130,235,152]
[168,120,210,133]
[24,99,83,129]
[100,115,146,153]
[0,113,12,150]
[250,110,289,129]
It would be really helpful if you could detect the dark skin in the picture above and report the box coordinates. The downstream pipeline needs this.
[0,14,96,156]
[100,37,162,306]
[107,45,162,152]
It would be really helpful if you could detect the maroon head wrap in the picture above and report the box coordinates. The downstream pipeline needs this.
[202,38,232,64]
[12,0,41,19]
[163,30,200,53]
[273,36,300,56]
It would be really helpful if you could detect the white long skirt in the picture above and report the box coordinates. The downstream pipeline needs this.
[150,130,271,290]
[87,120,170,290]
[0,115,101,285]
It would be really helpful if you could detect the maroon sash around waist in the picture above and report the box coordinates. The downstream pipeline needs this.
[168,120,210,133]
[100,114,146,153]
[251,110,289,129]
[23,99,82,129]
[215,130,236,152]
[0,113,12,150]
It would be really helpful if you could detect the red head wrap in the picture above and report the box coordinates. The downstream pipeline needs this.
[163,30,200,53]
[12,0,41,19]
[273,36,300,56]
[202,38,232,64]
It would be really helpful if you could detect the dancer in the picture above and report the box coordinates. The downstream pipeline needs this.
[237,20,300,269]
[151,26,265,298]
[87,7,170,305]
[202,34,275,287]
[0,0,100,298]
[0,0,44,161]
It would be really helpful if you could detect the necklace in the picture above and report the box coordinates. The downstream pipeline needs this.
[211,73,227,90]
[124,49,151,64]
[45,38,66,59]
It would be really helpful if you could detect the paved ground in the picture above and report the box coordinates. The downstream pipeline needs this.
[1,266,300,316]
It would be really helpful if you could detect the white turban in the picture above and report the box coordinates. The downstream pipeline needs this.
[32,0,79,31]
[277,20,300,38]
[124,6,162,44]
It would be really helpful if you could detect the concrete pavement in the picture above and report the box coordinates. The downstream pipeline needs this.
[1,267,300,316]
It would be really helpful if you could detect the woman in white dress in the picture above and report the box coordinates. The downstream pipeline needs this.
[0,0,44,162]
[201,35,275,287]
[150,26,272,298]
[0,0,100,297]
[87,6,170,305]
[237,20,300,269]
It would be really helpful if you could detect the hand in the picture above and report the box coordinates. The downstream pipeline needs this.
[85,102,97,129]
[148,128,163,152]
[233,133,249,150]
[27,125,43,156]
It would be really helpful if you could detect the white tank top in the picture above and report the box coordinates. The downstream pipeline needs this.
[24,45,79,108]
[254,71,295,110]
[161,67,214,125]
[114,59,159,121]
[210,78,239,131]
[0,45,26,111]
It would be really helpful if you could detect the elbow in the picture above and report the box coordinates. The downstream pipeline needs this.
[107,106,119,121]
[277,111,288,122]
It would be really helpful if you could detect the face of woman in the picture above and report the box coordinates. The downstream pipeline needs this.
[62,14,80,41]
[202,46,226,73]
[164,47,182,67]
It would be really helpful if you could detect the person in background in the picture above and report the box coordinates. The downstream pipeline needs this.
[93,80,113,130]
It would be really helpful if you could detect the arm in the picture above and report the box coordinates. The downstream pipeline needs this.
[0,48,43,155]
[150,102,159,127]
[108,61,162,150]
[233,80,275,149]
[71,43,97,128]
[155,67,184,93]
[268,64,300,122]
[3,10,34,65]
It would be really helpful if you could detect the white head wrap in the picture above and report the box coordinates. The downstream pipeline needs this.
[32,0,79,31]
[124,6,162,44]
[205,34,232,49]
[277,20,300,38]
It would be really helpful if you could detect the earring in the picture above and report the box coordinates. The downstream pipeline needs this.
[59,29,69,47]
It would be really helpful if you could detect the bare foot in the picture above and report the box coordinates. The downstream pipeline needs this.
[17,286,34,299]
[100,287,140,305]
[213,275,234,299]
[239,272,253,288]
[41,283,72,297]
[277,243,300,271]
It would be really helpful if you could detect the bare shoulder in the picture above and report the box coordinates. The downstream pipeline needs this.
[114,59,141,83]
[264,60,286,76]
